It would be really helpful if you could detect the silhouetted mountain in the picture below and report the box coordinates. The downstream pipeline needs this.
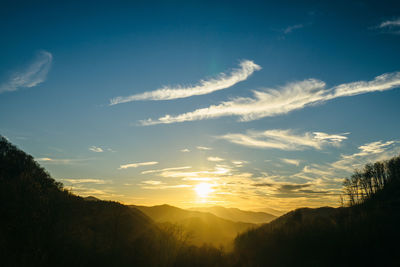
[131,204,255,248]
[190,206,276,224]
[233,155,400,267]
[83,195,101,201]
[4,134,400,267]
[254,207,286,217]
[0,136,226,267]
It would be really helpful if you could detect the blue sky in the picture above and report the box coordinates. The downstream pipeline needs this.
[1,0,400,211]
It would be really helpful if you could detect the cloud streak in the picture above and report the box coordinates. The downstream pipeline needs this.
[36,157,90,165]
[331,140,400,172]
[61,178,110,184]
[0,51,52,93]
[378,18,400,28]
[110,60,261,104]
[370,18,400,34]
[207,156,224,162]
[141,166,192,175]
[89,146,103,153]
[197,146,212,150]
[118,161,158,169]
[293,140,400,181]
[281,158,301,166]
[283,24,304,34]
[218,129,348,150]
[140,71,400,125]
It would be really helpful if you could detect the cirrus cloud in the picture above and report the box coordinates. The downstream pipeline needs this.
[89,146,103,153]
[375,18,400,34]
[207,156,224,162]
[110,60,261,104]
[118,161,158,170]
[0,51,53,94]
[218,129,348,151]
[140,71,400,125]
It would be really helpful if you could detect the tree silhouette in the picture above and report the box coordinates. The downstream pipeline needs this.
[0,136,226,266]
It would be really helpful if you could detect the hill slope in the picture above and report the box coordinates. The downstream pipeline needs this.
[131,204,255,248]
[0,136,226,266]
[190,206,276,224]
[233,155,400,267]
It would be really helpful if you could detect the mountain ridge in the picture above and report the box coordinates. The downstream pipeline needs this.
[130,204,256,248]
[189,205,276,224]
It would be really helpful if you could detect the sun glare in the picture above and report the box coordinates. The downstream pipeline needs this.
[194,183,214,198]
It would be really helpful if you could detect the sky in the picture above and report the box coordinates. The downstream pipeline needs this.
[1,0,400,212]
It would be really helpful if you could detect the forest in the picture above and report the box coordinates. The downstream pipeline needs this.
[1,135,400,267]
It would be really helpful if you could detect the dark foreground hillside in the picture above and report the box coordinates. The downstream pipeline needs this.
[234,155,400,267]
[0,137,225,267]
[2,135,400,267]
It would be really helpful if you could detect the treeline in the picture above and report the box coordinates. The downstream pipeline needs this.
[0,136,226,267]
[233,154,400,266]
[3,134,400,266]
[343,155,400,205]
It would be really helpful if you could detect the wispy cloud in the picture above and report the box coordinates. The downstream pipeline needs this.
[36,157,89,165]
[180,148,190,152]
[232,160,248,167]
[283,24,304,34]
[379,19,400,28]
[301,165,334,177]
[313,132,349,143]
[61,178,110,184]
[141,166,192,175]
[218,129,348,150]
[375,18,400,34]
[281,158,301,166]
[332,140,400,172]
[141,180,164,185]
[140,183,192,190]
[0,51,52,93]
[118,161,158,169]
[150,165,230,178]
[140,71,400,125]
[207,156,224,162]
[135,141,399,210]
[110,60,261,105]
[139,180,193,190]
[293,140,400,181]
[89,146,103,153]
[347,141,396,158]
[197,146,212,150]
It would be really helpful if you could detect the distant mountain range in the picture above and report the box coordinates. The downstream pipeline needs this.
[253,207,286,217]
[4,135,400,266]
[130,204,257,247]
[190,206,276,224]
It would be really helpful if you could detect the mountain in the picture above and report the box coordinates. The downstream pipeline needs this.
[0,136,165,266]
[4,134,400,266]
[233,155,400,267]
[131,204,255,248]
[83,195,101,201]
[0,136,226,266]
[190,206,276,224]
[254,207,286,217]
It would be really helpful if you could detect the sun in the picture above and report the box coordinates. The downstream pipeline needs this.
[194,183,214,198]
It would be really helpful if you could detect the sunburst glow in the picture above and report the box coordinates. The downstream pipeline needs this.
[194,183,214,198]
